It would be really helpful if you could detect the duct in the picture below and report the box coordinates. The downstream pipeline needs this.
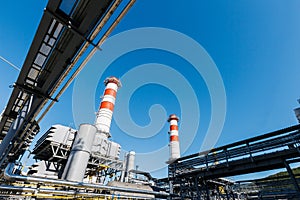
[4,163,169,197]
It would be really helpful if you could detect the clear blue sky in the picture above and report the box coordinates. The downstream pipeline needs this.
[1,0,300,179]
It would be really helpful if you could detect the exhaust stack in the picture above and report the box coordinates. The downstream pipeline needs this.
[167,114,180,163]
[62,77,121,182]
[95,77,121,138]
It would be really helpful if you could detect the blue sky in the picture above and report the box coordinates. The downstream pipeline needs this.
[1,1,300,179]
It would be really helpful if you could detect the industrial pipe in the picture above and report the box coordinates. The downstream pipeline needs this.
[0,184,156,199]
[4,163,168,197]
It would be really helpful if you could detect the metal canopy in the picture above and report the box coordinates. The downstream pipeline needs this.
[0,0,117,166]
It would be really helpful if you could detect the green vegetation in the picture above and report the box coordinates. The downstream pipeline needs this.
[266,166,300,179]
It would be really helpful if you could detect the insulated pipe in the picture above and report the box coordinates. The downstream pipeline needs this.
[95,76,121,137]
[4,163,168,197]
[0,185,157,199]
[167,114,180,163]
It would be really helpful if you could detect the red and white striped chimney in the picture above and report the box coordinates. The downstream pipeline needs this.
[95,77,121,138]
[168,114,180,162]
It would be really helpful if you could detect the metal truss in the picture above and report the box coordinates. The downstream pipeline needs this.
[167,124,300,199]
[0,0,124,169]
[88,154,124,172]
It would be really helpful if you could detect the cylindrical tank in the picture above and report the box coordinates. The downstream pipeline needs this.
[62,124,97,182]
[126,151,135,172]
[95,77,121,138]
[167,114,180,163]
[124,151,135,182]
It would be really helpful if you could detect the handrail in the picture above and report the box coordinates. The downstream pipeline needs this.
[176,124,300,162]
[171,125,300,172]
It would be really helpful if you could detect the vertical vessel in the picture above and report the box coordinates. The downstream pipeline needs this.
[124,151,136,182]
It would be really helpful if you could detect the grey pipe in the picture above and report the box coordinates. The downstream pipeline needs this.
[0,185,153,199]
[0,185,36,192]
[4,163,168,197]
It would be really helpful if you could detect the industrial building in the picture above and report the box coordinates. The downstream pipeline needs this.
[0,0,300,199]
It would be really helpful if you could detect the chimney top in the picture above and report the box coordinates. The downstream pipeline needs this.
[168,114,179,122]
[104,76,121,87]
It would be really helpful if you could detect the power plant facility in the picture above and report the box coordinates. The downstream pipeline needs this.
[0,0,300,199]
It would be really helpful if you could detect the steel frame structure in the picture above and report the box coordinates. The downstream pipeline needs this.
[235,176,300,199]
[167,124,300,199]
[0,0,136,171]
[31,126,124,182]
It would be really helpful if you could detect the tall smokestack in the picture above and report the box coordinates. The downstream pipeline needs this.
[167,114,180,163]
[95,77,121,137]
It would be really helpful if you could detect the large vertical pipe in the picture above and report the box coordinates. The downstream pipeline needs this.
[62,124,97,182]
[95,77,121,138]
[167,114,180,163]
[124,151,135,182]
